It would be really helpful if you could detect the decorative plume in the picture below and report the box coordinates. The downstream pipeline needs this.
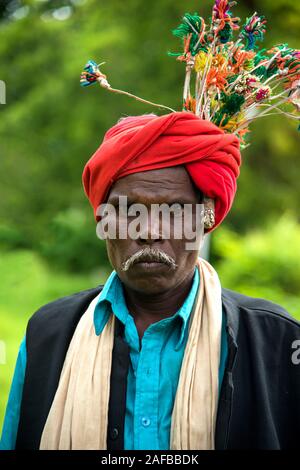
[169,0,300,147]
[80,60,175,113]
[240,12,267,50]
[80,1,299,148]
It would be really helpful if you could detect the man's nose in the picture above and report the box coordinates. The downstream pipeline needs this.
[137,214,162,244]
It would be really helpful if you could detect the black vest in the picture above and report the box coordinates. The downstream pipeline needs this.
[16,286,300,449]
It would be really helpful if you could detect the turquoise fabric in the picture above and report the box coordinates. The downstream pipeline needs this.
[0,266,228,450]
[0,336,26,450]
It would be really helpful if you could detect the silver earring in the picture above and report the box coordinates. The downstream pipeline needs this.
[204,208,215,229]
[203,197,215,230]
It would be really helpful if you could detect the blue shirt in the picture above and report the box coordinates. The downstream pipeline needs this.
[0,266,228,450]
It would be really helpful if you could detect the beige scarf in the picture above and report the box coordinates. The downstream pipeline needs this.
[40,258,222,450]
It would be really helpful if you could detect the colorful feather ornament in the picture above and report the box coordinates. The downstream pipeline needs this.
[170,1,300,147]
[80,60,175,113]
[80,1,299,148]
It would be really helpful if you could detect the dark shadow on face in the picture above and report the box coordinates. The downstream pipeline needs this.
[105,166,203,295]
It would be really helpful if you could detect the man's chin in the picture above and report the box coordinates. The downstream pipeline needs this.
[120,270,176,295]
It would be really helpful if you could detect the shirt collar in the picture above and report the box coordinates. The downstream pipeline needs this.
[174,265,199,349]
[93,270,128,336]
[94,262,200,349]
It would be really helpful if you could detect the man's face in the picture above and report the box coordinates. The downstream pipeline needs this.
[104,166,202,295]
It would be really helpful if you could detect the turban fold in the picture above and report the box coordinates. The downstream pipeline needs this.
[82,112,241,230]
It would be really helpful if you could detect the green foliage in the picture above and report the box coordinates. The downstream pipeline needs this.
[212,214,300,320]
[0,223,24,250]
[0,0,299,273]
[0,249,111,429]
[0,0,299,437]
[40,207,109,272]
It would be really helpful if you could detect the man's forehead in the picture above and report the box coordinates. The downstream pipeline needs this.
[107,167,198,201]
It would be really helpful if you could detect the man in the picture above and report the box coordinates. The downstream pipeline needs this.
[2,0,300,451]
[0,112,299,450]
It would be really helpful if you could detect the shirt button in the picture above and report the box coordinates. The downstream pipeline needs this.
[141,417,151,427]
[110,427,119,440]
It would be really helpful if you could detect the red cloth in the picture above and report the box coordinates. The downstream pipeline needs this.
[82,112,241,231]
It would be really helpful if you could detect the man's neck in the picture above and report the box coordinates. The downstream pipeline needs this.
[123,269,195,339]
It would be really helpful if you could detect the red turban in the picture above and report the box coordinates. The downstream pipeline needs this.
[82,112,241,231]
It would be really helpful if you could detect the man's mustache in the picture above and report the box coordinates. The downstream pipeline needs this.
[121,247,177,272]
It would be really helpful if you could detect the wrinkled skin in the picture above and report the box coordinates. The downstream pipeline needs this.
[105,166,203,338]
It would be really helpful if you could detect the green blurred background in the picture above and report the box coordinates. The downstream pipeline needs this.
[0,0,299,431]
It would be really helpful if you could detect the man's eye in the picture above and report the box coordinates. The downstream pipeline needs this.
[127,205,136,216]
[170,204,184,216]
[117,204,136,216]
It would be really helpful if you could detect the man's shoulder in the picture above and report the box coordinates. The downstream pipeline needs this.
[222,287,300,329]
[27,285,104,331]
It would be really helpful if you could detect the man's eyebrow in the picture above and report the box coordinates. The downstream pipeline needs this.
[106,195,140,206]
[165,199,199,205]
[106,195,126,204]
[107,196,198,205]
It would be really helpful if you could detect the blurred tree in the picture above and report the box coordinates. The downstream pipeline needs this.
[0,0,299,271]
[0,0,17,19]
